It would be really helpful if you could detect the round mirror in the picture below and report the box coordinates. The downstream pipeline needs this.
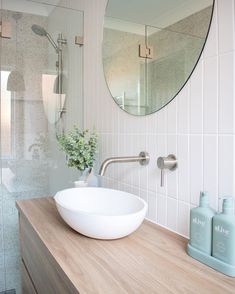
[103,0,214,116]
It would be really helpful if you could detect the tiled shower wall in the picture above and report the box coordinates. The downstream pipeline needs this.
[0,11,49,292]
[83,0,235,238]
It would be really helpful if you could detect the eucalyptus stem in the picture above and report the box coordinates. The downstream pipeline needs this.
[57,126,98,171]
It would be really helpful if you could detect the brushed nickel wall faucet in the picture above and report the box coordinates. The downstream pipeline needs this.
[99,151,150,176]
[157,154,177,187]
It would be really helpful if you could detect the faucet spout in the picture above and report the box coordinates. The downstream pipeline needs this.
[99,151,150,176]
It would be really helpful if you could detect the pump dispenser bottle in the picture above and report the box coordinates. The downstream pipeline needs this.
[189,192,215,255]
[212,198,235,266]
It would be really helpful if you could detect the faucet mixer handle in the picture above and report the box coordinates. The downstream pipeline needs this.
[157,154,177,187]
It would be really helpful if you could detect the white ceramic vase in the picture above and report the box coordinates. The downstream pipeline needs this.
[74,180,88,188]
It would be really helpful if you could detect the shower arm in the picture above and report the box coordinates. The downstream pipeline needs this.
[46,33,59,53]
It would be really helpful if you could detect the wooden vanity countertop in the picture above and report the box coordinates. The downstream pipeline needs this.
[16,197,235,294]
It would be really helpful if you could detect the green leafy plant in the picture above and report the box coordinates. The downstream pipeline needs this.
[57,126,98,171]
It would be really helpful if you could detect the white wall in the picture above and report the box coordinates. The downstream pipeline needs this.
[82,0,235,238]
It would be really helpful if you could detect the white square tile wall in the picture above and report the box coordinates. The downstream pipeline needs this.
[83,0,235,238]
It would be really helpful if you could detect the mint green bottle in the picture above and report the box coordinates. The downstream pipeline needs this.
[189,192,215,255]
[212,198,235,265]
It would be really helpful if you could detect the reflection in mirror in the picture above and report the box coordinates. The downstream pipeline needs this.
[103,0,214,115]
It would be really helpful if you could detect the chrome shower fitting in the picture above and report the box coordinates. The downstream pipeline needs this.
[31,25,67,97]
[31,24,59,53]
[57,33,67,46]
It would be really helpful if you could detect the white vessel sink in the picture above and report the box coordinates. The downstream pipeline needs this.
[54,187,147,240]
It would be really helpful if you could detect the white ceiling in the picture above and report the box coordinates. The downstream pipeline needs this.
[105,0,213,29]
[1,0,60,16]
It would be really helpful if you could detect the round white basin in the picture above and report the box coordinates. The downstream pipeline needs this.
[54,187,147,240]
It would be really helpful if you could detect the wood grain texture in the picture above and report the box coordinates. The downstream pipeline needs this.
[17,197,235,294]
[20,213,78,294]
[21,261,37,294]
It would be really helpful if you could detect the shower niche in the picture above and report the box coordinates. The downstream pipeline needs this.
[0,1,84,293]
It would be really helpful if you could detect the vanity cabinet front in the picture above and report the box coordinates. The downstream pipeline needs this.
[19,213,78,294]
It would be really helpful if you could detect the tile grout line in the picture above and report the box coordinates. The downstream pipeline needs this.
[175,95,179,233]
[216,0,220,211]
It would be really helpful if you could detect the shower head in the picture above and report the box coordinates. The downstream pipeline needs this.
[31,24,59,52]
[31,24,47,36]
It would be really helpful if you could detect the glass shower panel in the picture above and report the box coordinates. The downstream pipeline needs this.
[0,4,6,292]
[103,17,146,115]
[0,1,84,293]
[146,25,204,111]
